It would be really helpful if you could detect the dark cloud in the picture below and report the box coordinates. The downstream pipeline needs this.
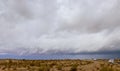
[0,0,120,55]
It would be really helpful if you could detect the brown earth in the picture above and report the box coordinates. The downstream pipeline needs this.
[0,59,119,71]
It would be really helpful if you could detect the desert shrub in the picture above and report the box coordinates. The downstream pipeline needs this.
[44,66,50,71]
[38,66,50,71]
[37,68,43,71]
[70,65,77,71]
[49,62,56,67]
[30,63,35,66]
[100,63,105,67]
[57,65,62,70]
[8,59,12,64]
[1,66,6,70]
[27,65,31,70]
[100,66,114,71]
[12,67,17,70]
[116,69,120,71]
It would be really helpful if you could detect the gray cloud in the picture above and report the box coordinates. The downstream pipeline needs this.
[0,0,120,55]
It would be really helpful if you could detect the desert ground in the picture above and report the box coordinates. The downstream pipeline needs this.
[0,59,120,71]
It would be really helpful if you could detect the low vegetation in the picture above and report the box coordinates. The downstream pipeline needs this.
[0,59,119,71]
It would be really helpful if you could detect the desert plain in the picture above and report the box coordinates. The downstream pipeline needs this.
[0,59,119,71]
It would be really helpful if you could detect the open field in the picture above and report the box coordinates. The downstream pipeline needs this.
[0,59,120,71]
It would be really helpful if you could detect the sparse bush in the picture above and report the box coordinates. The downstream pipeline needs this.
[57,65,62,70]
[49,62,56,67]
[13,67,17,70]
[70,65,77,71]
[38,66,50,71]
[100,66,114,71]
[30,63,35,66]
[27,65,31,70]
[1,66,6,70]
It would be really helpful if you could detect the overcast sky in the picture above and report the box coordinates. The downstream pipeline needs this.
[0,0,120,55]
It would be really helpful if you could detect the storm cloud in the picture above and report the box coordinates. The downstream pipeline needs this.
[0,0,120,55]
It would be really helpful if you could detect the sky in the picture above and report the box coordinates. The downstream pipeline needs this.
[0,0,120,56]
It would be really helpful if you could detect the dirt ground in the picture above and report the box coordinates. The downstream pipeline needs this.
[0,59,120,71]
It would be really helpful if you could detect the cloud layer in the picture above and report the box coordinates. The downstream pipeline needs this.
[0,0,120,55]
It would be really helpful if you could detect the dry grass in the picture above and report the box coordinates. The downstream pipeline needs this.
[0,59,119,71]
